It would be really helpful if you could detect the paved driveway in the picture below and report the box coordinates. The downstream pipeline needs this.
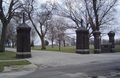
[5,48,120,67]
[1,48,120,78]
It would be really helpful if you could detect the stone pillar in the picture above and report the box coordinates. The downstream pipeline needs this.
[16,23,31,58]
[76,27,89,54]
[93,31,101,54]
[108,31,115,52]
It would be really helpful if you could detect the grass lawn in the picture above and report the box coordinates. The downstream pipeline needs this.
[32,46,76,53]
[32,45,120,53]
[0,51,16,60]
[115,45,120,52]
[0,61,31,72]
[0,51,31,72]
[31,46,95,53]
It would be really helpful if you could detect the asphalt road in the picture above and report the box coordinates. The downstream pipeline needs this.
[17,60,120,78]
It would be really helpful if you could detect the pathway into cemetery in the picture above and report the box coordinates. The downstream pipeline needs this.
[5,48,120,67]
[1,48,120,78]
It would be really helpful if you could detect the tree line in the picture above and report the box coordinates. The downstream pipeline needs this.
[90,39,120,46]
[0,0,118,52]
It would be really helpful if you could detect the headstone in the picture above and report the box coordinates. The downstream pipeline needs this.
[16,13,31,58]
[93,31,101,54]
[108,31,115,52]
[76,27,89,54]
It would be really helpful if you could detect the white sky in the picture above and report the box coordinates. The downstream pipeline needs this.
[37,0,63,4]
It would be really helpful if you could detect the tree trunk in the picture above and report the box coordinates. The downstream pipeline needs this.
[63,40,66,47]
[59,40,61,51]
[93,0,99,31]
[41,37,46,50]
[51,39,54,48]
[0,24,7,52]
[31,40,34,49]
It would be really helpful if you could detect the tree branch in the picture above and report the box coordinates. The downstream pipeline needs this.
[99,0,117,25]
[0,0,4,21]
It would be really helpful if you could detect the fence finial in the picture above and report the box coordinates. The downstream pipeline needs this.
[23,12,25,23]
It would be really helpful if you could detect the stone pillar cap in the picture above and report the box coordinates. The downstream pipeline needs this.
[76,27,88,33]
[108,31,115,34]
[17,23,31,30]
[93,30,101,35]
[108,31,115,36]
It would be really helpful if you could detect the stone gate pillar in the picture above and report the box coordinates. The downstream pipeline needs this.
[108,31,115,52]
[93,31,101,54]
[76,27,89,54]
[16,13,31,58]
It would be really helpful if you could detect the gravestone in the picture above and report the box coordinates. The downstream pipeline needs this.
[16,13,31,58]
[93,31,101,54]
[76,27,89,54]
[108,31,115,52]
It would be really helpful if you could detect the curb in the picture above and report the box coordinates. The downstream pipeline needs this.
[3,63,38,72]
[0,59,25,62]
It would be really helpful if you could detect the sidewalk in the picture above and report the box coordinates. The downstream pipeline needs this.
[0,48,38,78]
[0,63,37,78]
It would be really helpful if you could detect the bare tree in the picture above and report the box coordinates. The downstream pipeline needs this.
[0,0,22,52]
[61,33,67,47]
[85,0,118,31]
[57,0,93,37]
[6,21,16,47]
[58,0,90,27]
[115,39,120,45]
[47,16,68,50]
[58,0,118,36]
[47,18,57,48]
[30,27,36,48]
[22,0,57,49]
[55,18,67,50]
[89,38,94,46]
[70,37,76,46]
[101,39,109,43]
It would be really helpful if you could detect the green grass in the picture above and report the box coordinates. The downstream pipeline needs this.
[0,51,31,72]
[32,46,76,53]
[7,46,120,53]
[32,46,95,53]
[0,61,31,72]
[89,46,94,53]
[32,45,120,53]
[115,45,120,52]
[0,51,16,60]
